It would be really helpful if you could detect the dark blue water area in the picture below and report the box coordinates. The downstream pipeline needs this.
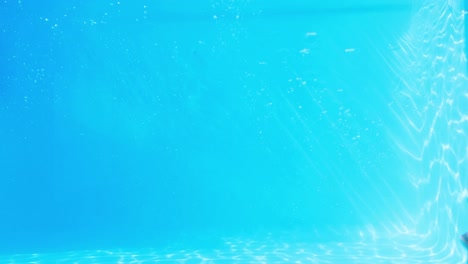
[0,0,419,255]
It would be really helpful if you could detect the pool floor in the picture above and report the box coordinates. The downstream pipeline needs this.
[1,231,464,264]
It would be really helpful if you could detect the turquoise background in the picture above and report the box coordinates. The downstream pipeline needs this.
[1,0,467,262]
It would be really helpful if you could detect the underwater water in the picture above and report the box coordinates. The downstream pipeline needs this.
[1,0,468,263]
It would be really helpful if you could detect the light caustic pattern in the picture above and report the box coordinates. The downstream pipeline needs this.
[0,229,461,263]
[389,0,468,262]
[0,231,454,264]
[2,1,468,264]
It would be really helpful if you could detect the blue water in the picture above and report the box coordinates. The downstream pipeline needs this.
[1,0,467,263]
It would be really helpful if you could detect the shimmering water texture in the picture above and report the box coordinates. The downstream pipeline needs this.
[2,0,468,263]
[0,232,463,264]
[386,0,468,263]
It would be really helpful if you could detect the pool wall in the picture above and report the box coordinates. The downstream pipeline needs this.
[390,0,468,257]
